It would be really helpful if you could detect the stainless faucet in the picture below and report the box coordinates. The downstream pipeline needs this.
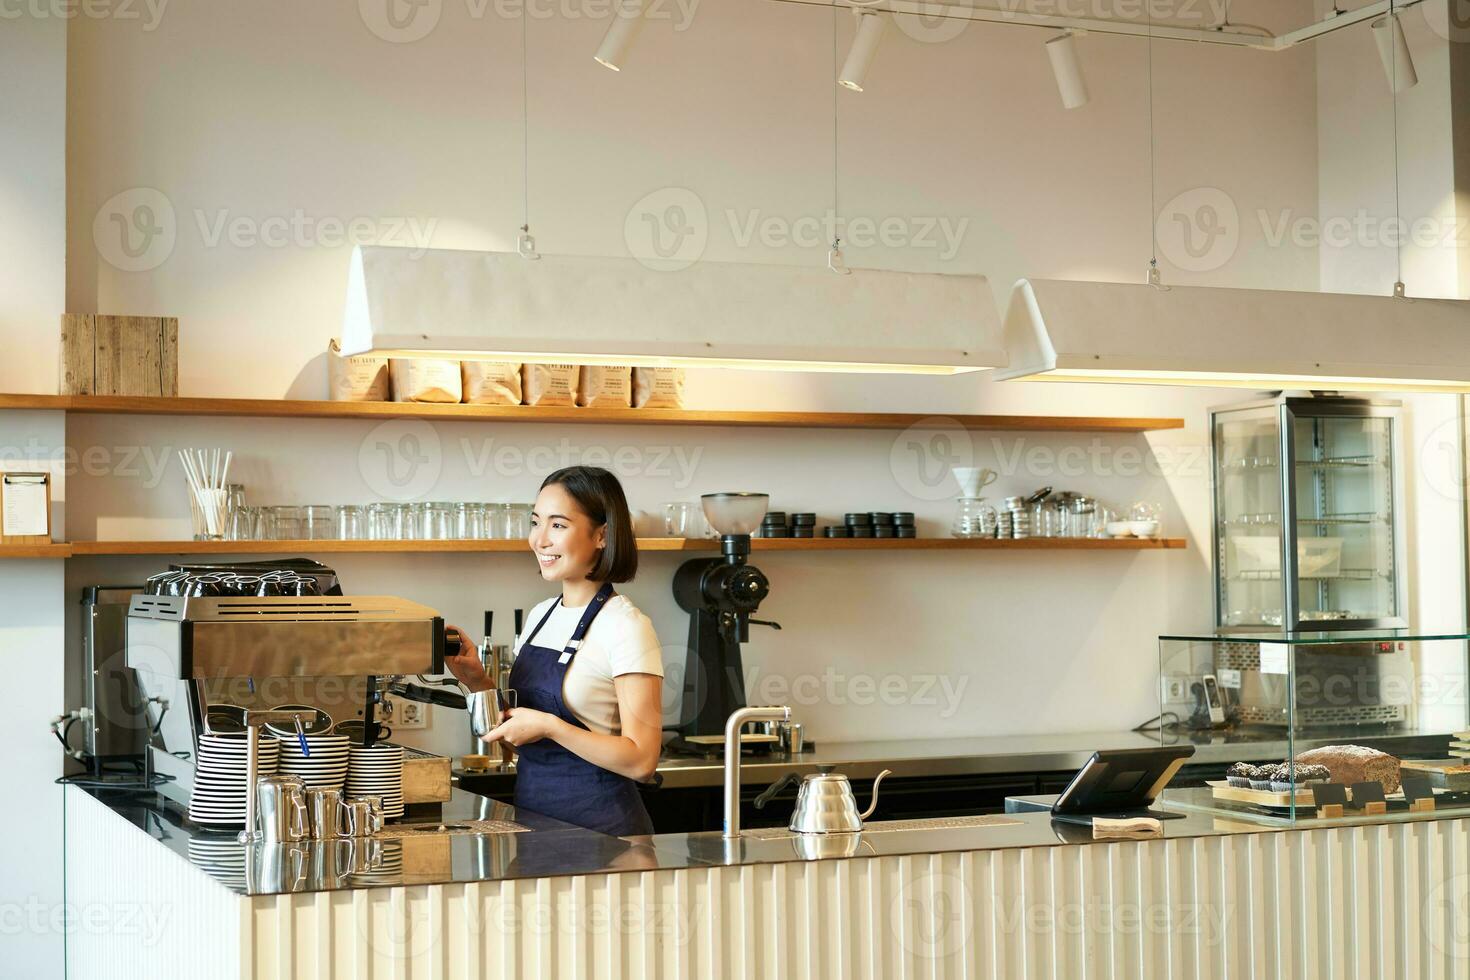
[723,705,791,839]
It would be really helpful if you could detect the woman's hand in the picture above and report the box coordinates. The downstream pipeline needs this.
[443,624,492,692]
[482,706,561,748]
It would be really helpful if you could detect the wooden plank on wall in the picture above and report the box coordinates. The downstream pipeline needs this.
[160,317,178,396]
[65,315,179,396]
[59,314,96,395]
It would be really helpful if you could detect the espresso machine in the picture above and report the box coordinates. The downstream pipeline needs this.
[668,493,781,755]
[127,588,446,808]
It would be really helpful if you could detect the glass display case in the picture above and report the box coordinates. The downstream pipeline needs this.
[1158,630,1470,823]
[1211,395,1405,632]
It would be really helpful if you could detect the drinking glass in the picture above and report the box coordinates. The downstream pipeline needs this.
[506,504,532,539]
[336,505,365,541]
[456,502,487,539]
[401,502,424,540]
[484,503,510,539]
[664,502,700,537]
[420,502,454,540]
[228,505,259,541]
[302,505,336,540]
[270,506,303,541]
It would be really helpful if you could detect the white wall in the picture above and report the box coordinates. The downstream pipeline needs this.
[35,2,1470,750]
[0,10,68,979]
[52,0,1327,761]
[1316,0,1469,730]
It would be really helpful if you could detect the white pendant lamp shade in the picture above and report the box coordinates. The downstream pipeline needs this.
[594,0,647,72]
[996,278,1470,391]
[1045,32,1089,109]
[341,246,1006,375]
[1372,14,1418,93]
[838,11,887,92]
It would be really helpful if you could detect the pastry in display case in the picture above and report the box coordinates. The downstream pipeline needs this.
[1211,394,1404,632]
[1157,630,1470,823]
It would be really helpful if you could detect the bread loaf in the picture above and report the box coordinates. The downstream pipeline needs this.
[1293,744,1401,793]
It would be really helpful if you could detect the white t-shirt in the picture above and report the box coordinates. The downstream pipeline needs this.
[514,594,664,736]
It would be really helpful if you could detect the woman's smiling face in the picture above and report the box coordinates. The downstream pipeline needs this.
[529,482,607,583]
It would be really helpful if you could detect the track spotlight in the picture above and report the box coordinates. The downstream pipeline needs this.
[594,0,648,72]
[1371,13,1418,93]
[838,11,887,92]
[1045,32,1089,109]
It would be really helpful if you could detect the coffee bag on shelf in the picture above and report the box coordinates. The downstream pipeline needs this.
[327,338,390,401]
[577,366,632,408]
[461,361,523,405]
[632,367,686,409]
[390,358,462,403]
[522,364,579,407]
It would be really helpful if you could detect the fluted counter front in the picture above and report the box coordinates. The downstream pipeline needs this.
[64,783,1470,978]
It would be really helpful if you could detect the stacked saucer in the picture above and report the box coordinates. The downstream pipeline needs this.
[187,836,249,890]
[346,744,405,819]
[274,732,351,790]
[189,732,279,826]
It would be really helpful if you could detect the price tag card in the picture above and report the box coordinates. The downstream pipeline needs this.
[1258,642,1289,676]
[1401,775,1434,804]
[1312,782,1348,810]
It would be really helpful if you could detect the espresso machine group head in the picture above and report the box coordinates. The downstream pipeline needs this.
[672,493,781,747]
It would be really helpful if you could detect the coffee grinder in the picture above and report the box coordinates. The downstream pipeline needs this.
[668,493,782,755]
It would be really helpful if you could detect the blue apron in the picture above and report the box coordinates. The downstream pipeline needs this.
[508,583,654,837]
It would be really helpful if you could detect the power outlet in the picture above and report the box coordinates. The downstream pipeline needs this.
[379,696,426,728]
[396,699,427,730]
[1161,676,1190,704]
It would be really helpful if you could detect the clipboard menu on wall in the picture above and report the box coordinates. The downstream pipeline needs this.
[1,472,51,544]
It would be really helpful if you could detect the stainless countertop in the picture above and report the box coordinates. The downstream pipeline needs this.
[460,727,1455,790]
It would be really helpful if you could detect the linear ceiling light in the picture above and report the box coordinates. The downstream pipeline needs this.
[995,278,1470,392]
[838,11,887,92]
[1371,13,1418,92]
[1045,32,1089,109]
[341,246,1006,375]
[594,0,647,72]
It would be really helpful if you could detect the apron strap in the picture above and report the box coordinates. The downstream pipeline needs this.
[559,582,616,664]
[522,582,618,665]
[521,596,563,649]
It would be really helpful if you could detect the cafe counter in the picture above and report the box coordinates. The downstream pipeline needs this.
[64,778,1470,978]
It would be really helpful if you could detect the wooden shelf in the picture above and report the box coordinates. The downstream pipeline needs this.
[65,537,1186,556]
[0,543,73,559]
[0,394,1184,433]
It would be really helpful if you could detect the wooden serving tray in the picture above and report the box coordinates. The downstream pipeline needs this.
[1208,780,1317,808]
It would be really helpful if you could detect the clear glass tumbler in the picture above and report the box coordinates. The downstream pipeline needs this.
[484,503,510,539]
[336,505,365,541]
[270,506,303,541]
[456,503,486,540]
[505,504,532,539]
[420,502,454,540]
[302,505,336,540]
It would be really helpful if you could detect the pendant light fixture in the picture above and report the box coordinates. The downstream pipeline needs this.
[837,10,887,92]
[994,0,1470,392]
[340,245,1006,374]
[1045,32,1090,109]
[594,0,647,72]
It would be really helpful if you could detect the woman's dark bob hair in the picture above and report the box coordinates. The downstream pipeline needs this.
[539,465,638,583]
